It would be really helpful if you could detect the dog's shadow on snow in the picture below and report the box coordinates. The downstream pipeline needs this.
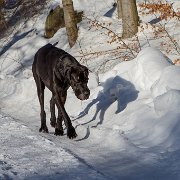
[75,76,139,141]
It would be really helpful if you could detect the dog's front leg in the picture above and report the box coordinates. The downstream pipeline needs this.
[53,89,77,139]
[50,95,56,128]
[54,109,64,136]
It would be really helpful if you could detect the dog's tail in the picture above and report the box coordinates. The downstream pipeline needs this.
[52,42,59,46]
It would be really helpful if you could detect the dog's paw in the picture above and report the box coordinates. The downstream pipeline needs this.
[67,126,77,139]
[50,119,56,128]
[39,126,49,133]
[54,128,64,136]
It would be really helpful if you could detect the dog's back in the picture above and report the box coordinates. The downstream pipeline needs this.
[33,44,81,89]
[33,43,52,75]
[32,43,66,89]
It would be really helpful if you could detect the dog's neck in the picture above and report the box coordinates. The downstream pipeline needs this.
[54,54,81,88]
[54,68,70,91]
[54,60,72,89]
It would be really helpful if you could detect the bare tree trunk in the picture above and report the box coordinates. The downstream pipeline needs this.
[62,0,78,47]
[117,0,122,19]
[121,0,138,38]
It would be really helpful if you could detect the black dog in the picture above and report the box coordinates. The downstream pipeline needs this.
[32,43,90,139]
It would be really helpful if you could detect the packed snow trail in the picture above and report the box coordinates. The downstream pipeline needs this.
[0,114,109,180]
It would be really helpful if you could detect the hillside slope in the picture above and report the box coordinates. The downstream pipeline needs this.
[0,0,180,179]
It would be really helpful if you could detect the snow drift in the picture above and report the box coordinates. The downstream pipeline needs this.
[1,44,180,179]
[0,0,180,179]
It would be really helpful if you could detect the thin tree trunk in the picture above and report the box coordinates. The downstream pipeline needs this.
[62,0,78,47]
[117,0,122,19]
[121,0,138,38]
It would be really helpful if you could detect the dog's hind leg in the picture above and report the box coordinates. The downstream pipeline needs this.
[50,95,56,128]
[35,76,48,133]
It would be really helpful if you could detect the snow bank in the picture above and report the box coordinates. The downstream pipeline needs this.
[132,47,172,90]
[151,65,180,97]
[127,47,180,117]
[154,89,180,116]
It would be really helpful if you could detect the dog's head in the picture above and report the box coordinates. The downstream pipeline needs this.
[67,65,90,100]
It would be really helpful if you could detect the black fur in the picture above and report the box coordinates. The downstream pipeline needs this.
[32,43,90,139]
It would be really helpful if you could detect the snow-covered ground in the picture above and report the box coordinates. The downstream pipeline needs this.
[0,0,180,179]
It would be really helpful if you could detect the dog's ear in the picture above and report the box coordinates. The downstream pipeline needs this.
[71,68,79,81]
[82,66,89,77]
[65,66,77,81]
[64,66,71,81]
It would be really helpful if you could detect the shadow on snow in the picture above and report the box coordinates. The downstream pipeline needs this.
[104,3,117,18]
[75,76,139,133]
[0,29,34,57]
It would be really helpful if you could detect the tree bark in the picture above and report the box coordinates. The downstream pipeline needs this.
[121,0,138,38]
[62,0,78,47]
[117,0,122,19]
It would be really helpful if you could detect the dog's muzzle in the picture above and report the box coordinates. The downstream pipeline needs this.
[74,87,90,100]
[71,81,90,100]
[78,89,90,100]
